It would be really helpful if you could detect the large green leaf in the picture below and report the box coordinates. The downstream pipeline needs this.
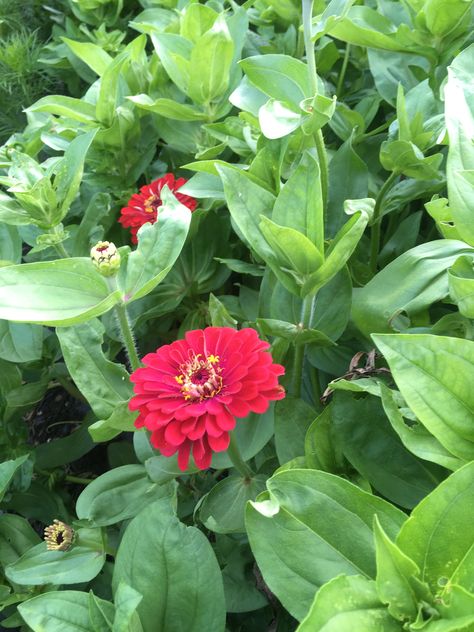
[445,44,474,246]
[373,334,474,461]
[0,455,29,503]
[0,513,41,568]
[353,240,474,337]
[296,574,403,632]
[118,188,191,303]
[275,397,317,465]
[332,392,441,509]
[113,499,226,632]
[0,321,43,363]
[57,319,132,420]
[0,258,120,326]
[19,591,114,632]
[397,462,474,596]
[76,464,175,527]
[246,469,406,621]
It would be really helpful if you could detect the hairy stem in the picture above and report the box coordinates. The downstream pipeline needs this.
[115,303,141,372]
[336,43,351,98]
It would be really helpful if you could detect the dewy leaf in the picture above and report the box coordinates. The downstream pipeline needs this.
[373,334,474,461]
[57,319,132,420]
[445,44,474,247]
[352,240,474,337]
[296,574,403,632]
[19,591,114,632]
[246,469,406,621]
[113,499,226,632]
[0,258,120,326]
[396,462,474,596]
[118,187,191,303]
[374,516,433,622]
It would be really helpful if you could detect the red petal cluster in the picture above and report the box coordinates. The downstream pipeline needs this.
[118,173,197,243]
[129,327,285,471]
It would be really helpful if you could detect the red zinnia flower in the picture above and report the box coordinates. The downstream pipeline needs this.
[119,173,197,243]
[129,327,285,471]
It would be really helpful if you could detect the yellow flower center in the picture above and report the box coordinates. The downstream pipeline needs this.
[175,353,223,401]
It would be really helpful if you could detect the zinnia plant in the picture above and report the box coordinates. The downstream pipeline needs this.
[119,173,197,243]
[129,327,285,470]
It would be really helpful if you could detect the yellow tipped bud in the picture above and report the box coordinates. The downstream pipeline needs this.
[90,241,121,277]
[44,519,74,551]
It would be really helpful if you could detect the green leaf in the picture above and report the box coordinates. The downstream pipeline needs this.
[258,99,301,139]
[0,513,41,568]
[374,516,433,622]
[373,334,474,461]
[0,191,32,225]
[35,420,95,470]
[397,461,474,596]
[118,188,191,303]
[76,464,175,527]
[187,16,234,104]
[332,392,441,509]
[128,94,206,120]
[26,95,98,124]
[0,258,119,326]
[6,528,105,586]
[0,321,43,363]
[445,45,474,247]
[113,500,226,632]
[423,0,473,38]
[62,37,113,75]
[208,293,237,327]
[199,475,266,534]
[151,33,192,95]
[274,397,317,465]
[273,152,324,249]
[57,319,132,420]
[19,591,114,632]
[246,469,406,621]
[240,55,310,108]
[352,240,474,337]
[257,319,334,346]
[380,384,465,472]
[53,129,98,224]
[296,574,403,632]
[0,456,29,502]
[89,591,114,632]
[259,215,324,294]
[304,404,344,472]
[303,198,374,296]
[380,140,442,180]
[449,255,474,318]
[180,3,218,42]
[113,583,143,632]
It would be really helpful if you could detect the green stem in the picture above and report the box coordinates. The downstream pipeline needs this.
[336,43,351,98]
[114,303,141,372]
[292,296,313,398]
[227,432,254,479]
[65,475,94,485]
[314,129,329,213]
[369,172,398,273]
[51,225,70,258]
[302,0,317,95]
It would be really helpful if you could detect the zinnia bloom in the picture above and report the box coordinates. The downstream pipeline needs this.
[129,327,285,471]
[119,173,197,243]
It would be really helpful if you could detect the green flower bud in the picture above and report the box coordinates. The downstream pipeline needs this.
[90,241,121,277]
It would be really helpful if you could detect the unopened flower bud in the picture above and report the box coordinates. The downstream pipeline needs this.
[44,519,74,551]
[90,241,121,276]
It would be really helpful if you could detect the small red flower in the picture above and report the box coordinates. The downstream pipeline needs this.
[129,327,285,471]
[119,173,197,243]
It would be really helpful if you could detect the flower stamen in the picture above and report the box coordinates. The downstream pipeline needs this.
[176,353,223,402]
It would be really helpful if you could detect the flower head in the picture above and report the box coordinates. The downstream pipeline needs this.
[44,519,74,551]
[129,327,285,471]
[90,241,121,276]
[118,173,197,243]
